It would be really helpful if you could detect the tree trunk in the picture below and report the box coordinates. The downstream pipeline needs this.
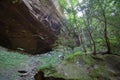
[87,29,96,55]
[98,0,111,54]
[103,12,111,53]
[83,18,96,55]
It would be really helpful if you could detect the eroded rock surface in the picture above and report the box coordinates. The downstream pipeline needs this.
[0,0,63,54]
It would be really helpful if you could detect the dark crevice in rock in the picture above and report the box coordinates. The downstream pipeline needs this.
[34,71,65,80]
[18,70,27,73]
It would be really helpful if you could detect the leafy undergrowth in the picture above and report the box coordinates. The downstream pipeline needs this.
[0,47,66,80]
[39,51,120,80]
[0,46,120,80]
[0,50,29,68]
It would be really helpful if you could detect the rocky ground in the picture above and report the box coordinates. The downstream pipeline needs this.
[0,46,120,80]
[16,57,41,80]
[0,46,41,80]
[0,47,62,80]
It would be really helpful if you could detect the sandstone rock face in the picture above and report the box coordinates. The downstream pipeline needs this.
[0,0,63,54]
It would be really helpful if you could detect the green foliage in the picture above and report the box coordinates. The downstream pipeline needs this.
[0,50,29,68]
[53,35,75,51]
[57,0,120,54]
[38,57,57,71]
[90,66,109,80]
[65,51,82,61]
[0,48,29,80]
[54,50,114,80]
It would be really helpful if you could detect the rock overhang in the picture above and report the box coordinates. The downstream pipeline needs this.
[0,0,63,54]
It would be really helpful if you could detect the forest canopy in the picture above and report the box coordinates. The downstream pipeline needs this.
[55,0,120,55]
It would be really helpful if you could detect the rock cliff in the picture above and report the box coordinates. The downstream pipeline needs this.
[0,0,63,54]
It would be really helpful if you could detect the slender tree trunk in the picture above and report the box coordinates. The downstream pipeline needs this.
[87,28,96,55]
[83,18,96,55]
[72,7,87,52]
[88,35,93,51]
[98,0,111,54]
[103,12,111,53]
[80,29,87,53]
